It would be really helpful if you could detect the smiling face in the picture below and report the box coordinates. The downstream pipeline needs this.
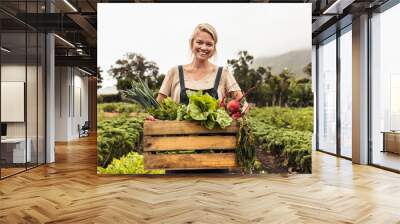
[191,31,215,61]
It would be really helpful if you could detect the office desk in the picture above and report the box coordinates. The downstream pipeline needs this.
[1,138,31,163]
[382,131,400,154]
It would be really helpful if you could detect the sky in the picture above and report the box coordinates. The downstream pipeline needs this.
[98,3,311,90]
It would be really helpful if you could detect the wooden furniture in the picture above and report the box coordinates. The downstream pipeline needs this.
[382,131,400,154]
[143,120,238,170]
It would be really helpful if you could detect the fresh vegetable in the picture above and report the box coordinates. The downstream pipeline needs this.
[176,104,187,121]
[215,108,233,128]
[220,85,258,119]
[185,91,232,129]
[232,112,241,120]
[148,97,180,120]
[219,96,226,108]
[97,152,164,174]
[122,79,160,110]
[236,117,256,174]
[227,100,240,113]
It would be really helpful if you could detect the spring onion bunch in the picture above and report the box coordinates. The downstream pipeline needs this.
[122,79,160,110]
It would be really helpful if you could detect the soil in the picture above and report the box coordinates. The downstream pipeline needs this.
[255,147,288,174]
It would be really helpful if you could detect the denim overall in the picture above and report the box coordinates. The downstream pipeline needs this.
[178,65,223,104]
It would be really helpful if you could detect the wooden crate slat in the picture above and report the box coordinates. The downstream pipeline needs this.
[144,120,238,136]
[144,153,237,170]
[144,136,237,151]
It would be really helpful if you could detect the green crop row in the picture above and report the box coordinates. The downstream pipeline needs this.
[97,117,145,168]
[248,107,313,132]
[98,102,143,114]
[97,106,313,174]
[248,110,312,173]
[97,152,165,174]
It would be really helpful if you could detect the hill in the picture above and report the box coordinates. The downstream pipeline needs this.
[252,49,311,79]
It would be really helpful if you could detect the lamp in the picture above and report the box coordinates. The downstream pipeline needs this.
[54,34,75,48]
[1,47,11,53]
[78,67,92,76]
[322,0,355,15]
[63,0,78,12]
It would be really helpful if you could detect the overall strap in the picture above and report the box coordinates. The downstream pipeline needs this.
[178,65,186,90]
[213,67,223,91]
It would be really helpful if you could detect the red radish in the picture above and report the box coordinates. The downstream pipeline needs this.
[232,112,241,120]
[219,96,226,108]
[227,100,240,113]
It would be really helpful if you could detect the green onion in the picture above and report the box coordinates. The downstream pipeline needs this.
[122,79,160,110]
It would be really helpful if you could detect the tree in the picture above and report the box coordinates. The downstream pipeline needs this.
[97,67,103,89]
[108,53,161,92]
[287,81,313,107]
[227,51,264,105]
[226,51,313,107]
[277,68,294,107]
[303,62,311,77]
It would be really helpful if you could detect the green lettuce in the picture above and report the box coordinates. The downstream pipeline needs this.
[148,97,179,120]
[215,108,233,129]
[147,91,233,130]
[186,91,232,129]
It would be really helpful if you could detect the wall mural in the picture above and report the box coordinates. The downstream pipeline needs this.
[97,3,313,175]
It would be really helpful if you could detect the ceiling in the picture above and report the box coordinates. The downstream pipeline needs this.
[0,0,392,74]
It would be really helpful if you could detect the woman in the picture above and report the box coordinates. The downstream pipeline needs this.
[157,23,248,112]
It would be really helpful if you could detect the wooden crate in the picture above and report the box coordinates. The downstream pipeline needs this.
[143,120,238,170]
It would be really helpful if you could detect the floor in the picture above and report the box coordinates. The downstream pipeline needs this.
[1,163,43,178]
[372,150,400,171]
[0,135,400,223]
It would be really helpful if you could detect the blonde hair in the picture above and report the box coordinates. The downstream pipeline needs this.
[189,23,218,58]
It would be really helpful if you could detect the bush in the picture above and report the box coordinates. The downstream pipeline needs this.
[116,103,142,113]
[300,155,311,173]
[97,95,104,103]
[100,93,122,103]
[102,103,117,112]
[97,117,144,167]
[97,152,165,174]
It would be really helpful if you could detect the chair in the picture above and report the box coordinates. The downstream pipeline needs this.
[79,121,90,138]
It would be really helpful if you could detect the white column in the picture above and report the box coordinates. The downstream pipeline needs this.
[352,14,369,164]
[46,33,55,163]
[312,45,317,151]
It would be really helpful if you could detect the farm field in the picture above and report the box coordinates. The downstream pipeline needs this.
[97,103,312,174]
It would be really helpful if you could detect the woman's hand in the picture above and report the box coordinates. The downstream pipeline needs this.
[241,101,250,114]
[231,90,249,114]
[156,93,167,103]
[146,115,157,121]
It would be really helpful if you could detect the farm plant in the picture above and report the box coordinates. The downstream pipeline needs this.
[97,117,144,168]
[248,107,312,173]
[97,152,164,175]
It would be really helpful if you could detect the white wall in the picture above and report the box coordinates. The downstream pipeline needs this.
[312,45,316,151]
[55,67,89,141]
[1,65,32,139]
[1,63,46,164]
[55,66,70,141]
